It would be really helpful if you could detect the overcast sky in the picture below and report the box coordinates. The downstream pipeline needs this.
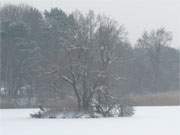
[1,0,180,49]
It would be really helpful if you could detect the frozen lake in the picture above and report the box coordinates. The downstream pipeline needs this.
[0,106,180,135]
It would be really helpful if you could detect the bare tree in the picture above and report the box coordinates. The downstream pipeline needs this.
[91,15,130,116]
[137,28,172,92]
[60,11,98,111]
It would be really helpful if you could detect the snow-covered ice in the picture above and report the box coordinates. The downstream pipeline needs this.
[0,106,180,135]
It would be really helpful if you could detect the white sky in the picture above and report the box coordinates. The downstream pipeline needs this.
[1,0,180,49]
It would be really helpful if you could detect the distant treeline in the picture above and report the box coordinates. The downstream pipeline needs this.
[0,4,179,108]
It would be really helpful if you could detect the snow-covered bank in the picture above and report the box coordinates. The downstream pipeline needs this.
[0,106,180,135]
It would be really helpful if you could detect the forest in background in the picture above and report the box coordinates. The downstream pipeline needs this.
[0,4,179,109]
